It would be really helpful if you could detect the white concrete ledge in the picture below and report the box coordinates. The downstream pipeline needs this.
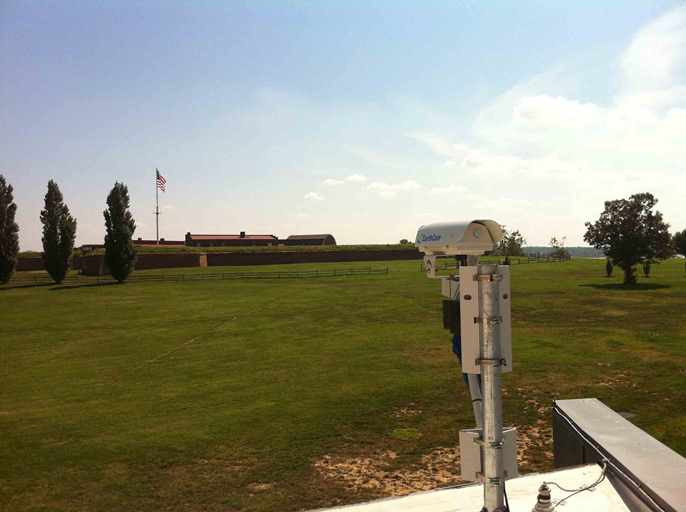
[311,464,629,512]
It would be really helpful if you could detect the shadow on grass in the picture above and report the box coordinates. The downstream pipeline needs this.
[579,283,671,291]
[0,282,55,291]
[49,282,119,291]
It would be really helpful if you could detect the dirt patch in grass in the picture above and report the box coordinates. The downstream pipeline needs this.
[512,392,554,473]
[596,372,636,388]
[517,418,554,472]
[315,386,560,498]
[392,403,423,419]
[246,482,274,494]
[314,446,463,496]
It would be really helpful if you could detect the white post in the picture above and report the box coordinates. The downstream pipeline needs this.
[478,264,505,512]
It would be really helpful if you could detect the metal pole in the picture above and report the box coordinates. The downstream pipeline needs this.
[155,170,159,244]
[478,263,505,512]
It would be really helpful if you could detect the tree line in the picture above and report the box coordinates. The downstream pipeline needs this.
[1,179,685,287]
[491,193,685,285]
[494,231,572,261]
[0,175,138,284]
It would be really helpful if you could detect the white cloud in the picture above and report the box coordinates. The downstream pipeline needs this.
[304,191,324,201]
[407,5,686,244]
[272,6,686,246]
[322,178,345,186]
[367,179,421,198]
[345,173,368,183]
[430,184,468,195]
[620,6,686,93]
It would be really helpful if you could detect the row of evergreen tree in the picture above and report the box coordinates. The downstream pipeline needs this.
[0,175,137,284]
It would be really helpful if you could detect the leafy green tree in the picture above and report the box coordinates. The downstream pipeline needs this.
[104,182,136,283]
[40,180,77,284]
[0,175,19,284]
[497,229,526,257]
[674,229,686,256]
[584,193,674,285]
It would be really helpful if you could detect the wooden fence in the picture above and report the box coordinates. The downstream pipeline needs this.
[421,255,572,272]
[1,266,389,288]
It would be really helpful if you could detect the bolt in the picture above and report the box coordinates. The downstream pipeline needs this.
[532,483,553,512]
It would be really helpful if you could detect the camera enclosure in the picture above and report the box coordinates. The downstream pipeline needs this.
[415,219,503,256]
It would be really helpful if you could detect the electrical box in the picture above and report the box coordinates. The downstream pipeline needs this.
[458,265,512,374]
[442,300,460,334]
[459,427,518,482]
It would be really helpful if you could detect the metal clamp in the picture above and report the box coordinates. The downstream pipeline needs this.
[476,357,507,367]
[475,273,503,282]
[473,315,503,324]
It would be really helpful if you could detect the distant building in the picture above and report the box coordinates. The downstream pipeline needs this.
[185,232,279,247]
[79,243,104,252]
[83,232,337,250]
[284,234,336,246]
[80,238,184,251]
[135,238,185,246]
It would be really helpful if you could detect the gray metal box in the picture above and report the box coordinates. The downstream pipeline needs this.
[458,265,512,374]
[459,427,518,482]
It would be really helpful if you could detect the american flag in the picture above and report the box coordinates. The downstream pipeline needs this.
[156,169,167,192]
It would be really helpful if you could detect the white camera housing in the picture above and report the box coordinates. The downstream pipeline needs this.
[415,220,503,256]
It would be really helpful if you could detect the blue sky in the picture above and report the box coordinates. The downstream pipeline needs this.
[2,1,685,249]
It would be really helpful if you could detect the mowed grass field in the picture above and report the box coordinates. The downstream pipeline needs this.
[2,258,686,511]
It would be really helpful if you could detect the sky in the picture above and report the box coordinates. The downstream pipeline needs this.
[2,1,686,250]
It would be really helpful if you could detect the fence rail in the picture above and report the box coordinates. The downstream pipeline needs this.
[420,255,572,272]
[2,266,389,288]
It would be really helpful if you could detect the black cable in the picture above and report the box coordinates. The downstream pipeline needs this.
[547,462,608,511]
[503,481,510,511]
[554,411,664,512]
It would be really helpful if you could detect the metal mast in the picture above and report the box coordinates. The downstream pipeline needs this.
[155,170,159,244]
[478,264,505,511]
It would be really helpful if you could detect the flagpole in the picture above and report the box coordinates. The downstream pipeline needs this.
[155,169,159,244]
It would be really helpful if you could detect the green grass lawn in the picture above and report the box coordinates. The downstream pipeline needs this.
[2,258,686,511]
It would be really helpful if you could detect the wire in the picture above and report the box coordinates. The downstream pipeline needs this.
[553,411,664,512]
[503,480,511,511]
[545,462,608,511]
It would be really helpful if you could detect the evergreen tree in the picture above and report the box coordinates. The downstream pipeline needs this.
[104,182,136,283]
[0,175,19,284]
[40,180,77,284]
